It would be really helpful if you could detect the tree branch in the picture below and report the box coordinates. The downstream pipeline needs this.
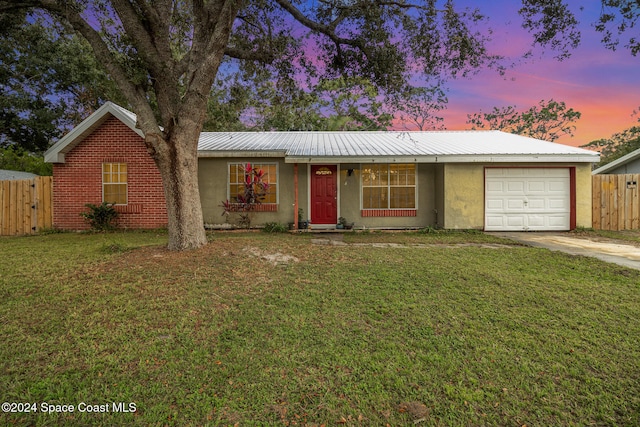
[110,0,175,81]
[29,1,162,142]
[224,46,274,62]
[274,0,356,47]
[177,1,240,120]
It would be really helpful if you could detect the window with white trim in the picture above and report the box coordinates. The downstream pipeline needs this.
[228,163,278,204]
[102,163,127,205]
[362,164,416,209]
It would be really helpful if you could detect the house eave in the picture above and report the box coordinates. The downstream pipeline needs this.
[592,148,640,174]
[198,150,287,158]
[283,154,600,164]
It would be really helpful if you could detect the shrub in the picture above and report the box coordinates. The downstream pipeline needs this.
[221,163,269,229]
[81,202,118,231]
[263,222,288,233]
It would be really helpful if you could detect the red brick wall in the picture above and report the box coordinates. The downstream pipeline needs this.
[53,116,168,230]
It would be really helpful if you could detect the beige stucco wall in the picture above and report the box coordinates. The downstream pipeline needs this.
[434,164,445,228]
[198,159,439,228]
[442,163,594,230]
[198,158,307,227]
[574,163,593,228]
[336,164,437,229]
[198,159,593,230]
[442,164,486,229]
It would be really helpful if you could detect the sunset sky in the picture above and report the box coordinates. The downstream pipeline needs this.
[428,1,639,148]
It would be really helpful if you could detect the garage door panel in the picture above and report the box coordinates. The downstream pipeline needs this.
[485,168,570,231]
[527,181,546,192]
[486,199,504,210]
[526,198,546,210]
[548,181,568,192]
[506,216,525,227]
[507,181,524,192]
[527,215,545,227]
[548,215,569,227]
[486,216,505,227]
[486,181,503,192]
[506,199,525,210]
[548,198,568,210]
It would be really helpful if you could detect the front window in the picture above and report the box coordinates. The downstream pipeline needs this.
[362,164,416,209]
[102,163,127,205]
[228,163,278,204]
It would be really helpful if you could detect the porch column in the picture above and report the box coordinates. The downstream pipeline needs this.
[294,163,299,229]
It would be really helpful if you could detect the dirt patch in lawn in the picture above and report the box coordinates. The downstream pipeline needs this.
[89,238,305,287]
[243,246,300,265]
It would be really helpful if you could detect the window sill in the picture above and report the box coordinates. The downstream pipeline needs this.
[114,204,143,214]
[361,209,417,217]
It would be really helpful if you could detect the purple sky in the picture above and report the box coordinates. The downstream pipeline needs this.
[424,1,639,147]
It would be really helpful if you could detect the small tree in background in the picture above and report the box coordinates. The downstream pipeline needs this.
[221,163,269,229]
[0,147,52,175]
[391,86,449,131]
[467,99,581,142]
[582,107,640,167]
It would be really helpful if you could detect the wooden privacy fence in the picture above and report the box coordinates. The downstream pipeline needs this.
[0,176,53,236]
[592,174,640,230]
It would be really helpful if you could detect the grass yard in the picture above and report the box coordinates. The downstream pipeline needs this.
[1,230,639,426]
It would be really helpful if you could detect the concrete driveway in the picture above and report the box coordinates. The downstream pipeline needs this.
[488,232,640,271]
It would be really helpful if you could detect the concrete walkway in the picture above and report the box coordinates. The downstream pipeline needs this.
[488,232,640,271]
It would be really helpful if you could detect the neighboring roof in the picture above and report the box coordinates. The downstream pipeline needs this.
[45,103,600,164]
[592,147,640,174]
[198,131,599,163]
[44,101,142,163]
[0,169,38,180]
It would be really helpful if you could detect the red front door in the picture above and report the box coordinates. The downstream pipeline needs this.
[311,165,338,225]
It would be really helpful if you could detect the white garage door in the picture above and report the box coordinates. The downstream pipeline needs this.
[485,168,570,231]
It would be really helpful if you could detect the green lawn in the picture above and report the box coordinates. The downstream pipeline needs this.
[1,231,639,426]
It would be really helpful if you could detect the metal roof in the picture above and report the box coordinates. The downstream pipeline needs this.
[44,103,600,164]
[198,131,599,163]
[0,169,38,180]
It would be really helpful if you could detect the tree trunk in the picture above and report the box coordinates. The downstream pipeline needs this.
[153,127,208,251]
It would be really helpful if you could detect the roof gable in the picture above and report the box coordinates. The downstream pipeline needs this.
[592,147,640,174]
[44,102,142,163]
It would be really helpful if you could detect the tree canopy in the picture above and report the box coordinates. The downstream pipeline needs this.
[582,108,640,167]
[466,99,582,142]
[0,12,123,152]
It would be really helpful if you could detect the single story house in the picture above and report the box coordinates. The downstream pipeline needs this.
[592,147,640,175]
[45,102,600,231]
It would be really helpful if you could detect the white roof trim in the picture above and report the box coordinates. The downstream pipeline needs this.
[284,154,599,164]
[44,101,142,163]
[592,147,640,174]
[197,150,287,158]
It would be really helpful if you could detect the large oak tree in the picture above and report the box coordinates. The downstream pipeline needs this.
[0,0,634,250]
